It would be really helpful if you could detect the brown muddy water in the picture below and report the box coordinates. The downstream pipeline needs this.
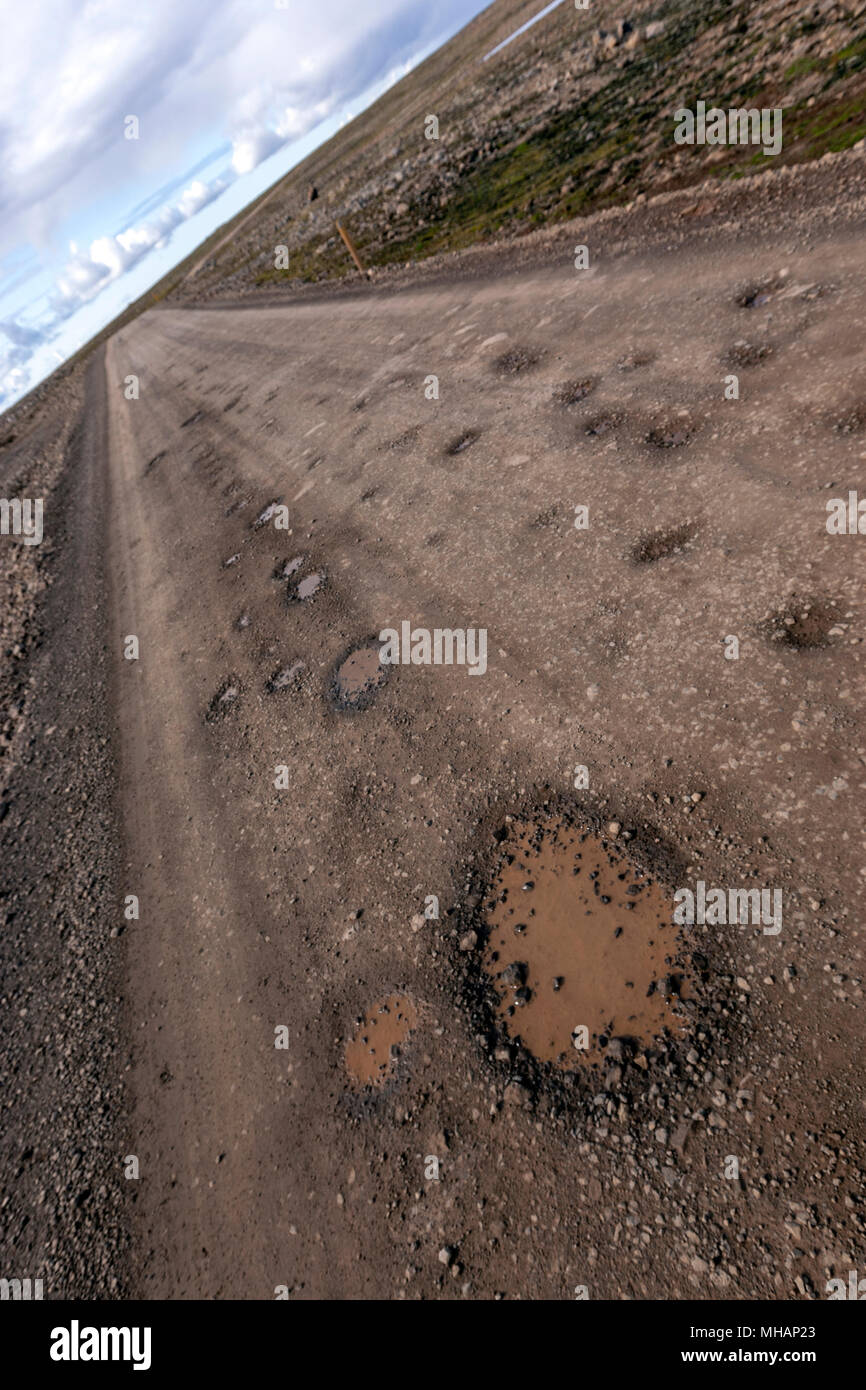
[482,819,686,1067]
[336,645,386,702]
[345,995,417,1086]
[292,571,325,601]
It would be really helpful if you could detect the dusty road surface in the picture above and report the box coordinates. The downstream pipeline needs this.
[4,164,865,1300]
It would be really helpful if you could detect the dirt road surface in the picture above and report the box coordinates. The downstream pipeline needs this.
[4,163,866,1300]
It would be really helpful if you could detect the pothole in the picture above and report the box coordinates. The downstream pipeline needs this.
[480,818,687,1068]
[331,640,388,710]
[631,521,699,563]
[725,340,773,369]
[644,413,697,450]
[180,410,204,428]
[553,378,597,406]
[583,411,624,438]
[252,499,282,530]
[735,277,783,309]
[273,555,305,580]
[493,347,541,376]
[288,571,326,602]
[144,450,167,475]
[445,429,479,456]
[267,661,305,692]
[205,678,241,722]
[616,350,655,371]
[345,994,417,1087]
[761,596,843,650]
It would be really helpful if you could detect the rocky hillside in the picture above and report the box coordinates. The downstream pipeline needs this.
[173,0,866,301]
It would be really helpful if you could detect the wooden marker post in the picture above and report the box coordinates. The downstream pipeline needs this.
[336,220,369,278]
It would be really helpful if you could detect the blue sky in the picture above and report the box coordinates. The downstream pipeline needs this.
[0,0,492,409]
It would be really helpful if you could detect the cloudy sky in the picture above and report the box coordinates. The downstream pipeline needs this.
[0,0,491,409]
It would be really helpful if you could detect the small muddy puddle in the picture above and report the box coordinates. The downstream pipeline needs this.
[333,643,386,708]
[252,499,282,530]
[345,994,417,1086]
[267,661,305,692]
[274,555,305,580]
[482,819,686,1066]
[289,571,326,601]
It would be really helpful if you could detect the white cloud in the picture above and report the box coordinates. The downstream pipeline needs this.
[0,0,488,407]
[230,129,284,177]
[50,172,233,317]
[0,0,475,252]
[0,318,46,350]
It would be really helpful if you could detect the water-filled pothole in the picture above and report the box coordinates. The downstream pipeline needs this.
[267,661,305,692]
[480,818,686,1067]
[288,571,326,602]
[331,641,387,710]
[252,499,282,530]
[273,555,305,581]
[345,994,417,1086]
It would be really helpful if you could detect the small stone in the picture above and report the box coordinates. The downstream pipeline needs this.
[499,962,527,986]
[459,931,477,952]
[504,1080,530,1106]
[607,820,622,837]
